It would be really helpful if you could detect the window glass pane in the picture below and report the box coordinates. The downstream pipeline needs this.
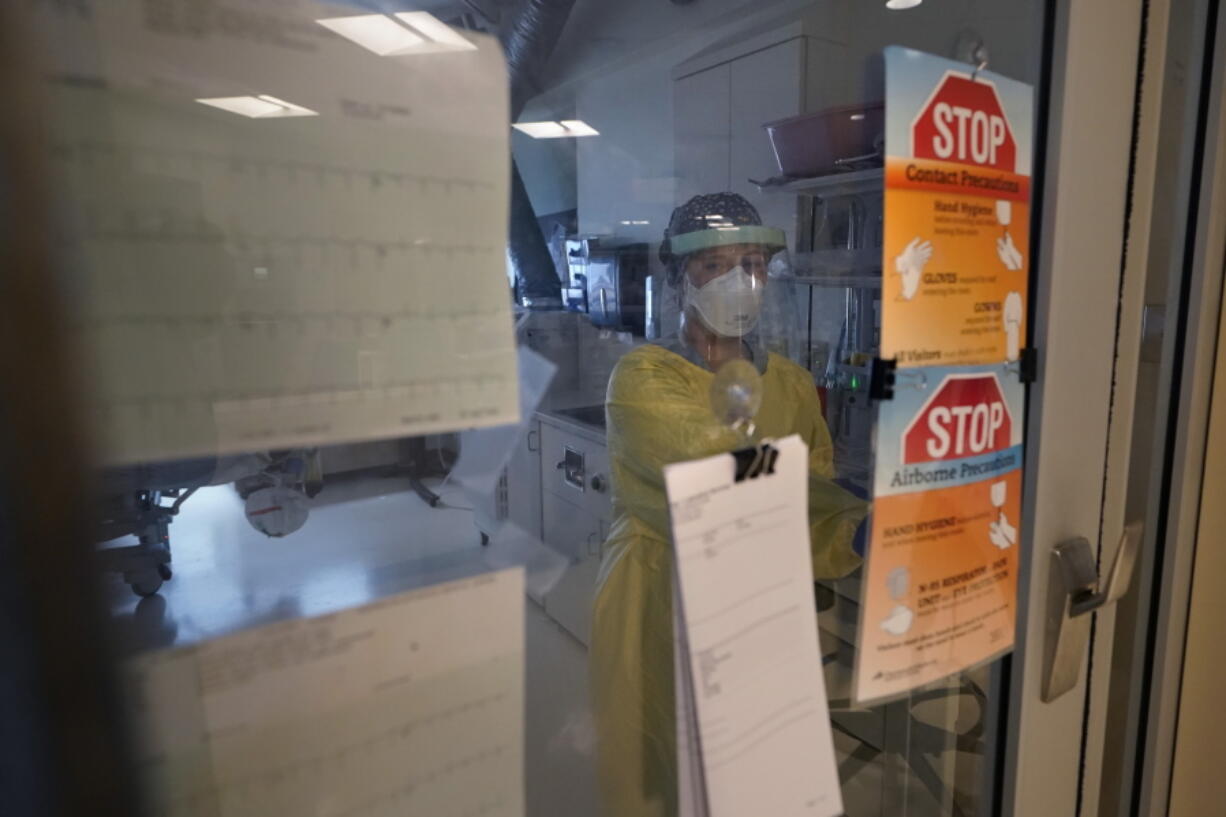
[24,1,1045,815]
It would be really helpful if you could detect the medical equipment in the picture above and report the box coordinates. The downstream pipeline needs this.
[96,450,322,596]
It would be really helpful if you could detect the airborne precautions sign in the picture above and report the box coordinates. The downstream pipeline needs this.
[881,46,1033,368]
[855,364,1024,704]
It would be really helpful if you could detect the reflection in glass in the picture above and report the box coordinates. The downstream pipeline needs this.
[19,0,1045,814]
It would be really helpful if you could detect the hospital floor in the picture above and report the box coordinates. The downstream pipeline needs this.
[103,470,985,817]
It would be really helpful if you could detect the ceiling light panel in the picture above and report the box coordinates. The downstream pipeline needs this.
[316,14,423,56]
[196,96,319,118]
[317,12,476,56]
[512,120,600,139]
[394,12,476,50]
[558,120,599,137]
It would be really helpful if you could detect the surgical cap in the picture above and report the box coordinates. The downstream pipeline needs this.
[659,192,786,282]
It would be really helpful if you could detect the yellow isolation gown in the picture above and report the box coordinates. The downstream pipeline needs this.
[589,343,867,817]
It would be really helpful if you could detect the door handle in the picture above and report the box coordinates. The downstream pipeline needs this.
[1042,520,1143,702]
[527,429,538,452]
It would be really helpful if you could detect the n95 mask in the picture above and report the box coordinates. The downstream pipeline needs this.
[685,266,763,337]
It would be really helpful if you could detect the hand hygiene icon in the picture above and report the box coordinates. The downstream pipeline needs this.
[895,237,934,300]
[988,480,1017,549]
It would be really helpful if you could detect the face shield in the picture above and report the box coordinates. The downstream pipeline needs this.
[662,222,802,367]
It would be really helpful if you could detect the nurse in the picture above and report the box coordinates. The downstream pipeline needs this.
[589,192,868,816]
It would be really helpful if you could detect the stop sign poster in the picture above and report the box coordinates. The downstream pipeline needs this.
[854,363,1023,704]
[881,46,1033,367]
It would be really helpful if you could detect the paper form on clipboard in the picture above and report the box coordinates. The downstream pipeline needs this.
[666,434,843,817]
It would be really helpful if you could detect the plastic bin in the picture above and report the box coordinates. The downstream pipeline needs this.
[763,103,885,178]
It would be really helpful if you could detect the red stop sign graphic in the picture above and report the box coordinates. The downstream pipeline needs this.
[912,72,1017,172]
[902,374,1012,464]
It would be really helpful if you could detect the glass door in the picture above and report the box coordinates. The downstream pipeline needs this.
[0,0,1155,816]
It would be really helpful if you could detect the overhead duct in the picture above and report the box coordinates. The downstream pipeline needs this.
[501,0,579,120]
[500,0,578,310]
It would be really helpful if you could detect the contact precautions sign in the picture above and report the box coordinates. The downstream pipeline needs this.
[881,46,1033,368]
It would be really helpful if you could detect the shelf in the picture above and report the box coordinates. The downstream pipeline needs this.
[793,274,882,289]
[792,247,882,283]
[755,167,883,198]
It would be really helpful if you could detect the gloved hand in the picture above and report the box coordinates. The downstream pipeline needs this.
[989,511,1017,549]
[895,237,934,300]
[997,511,1017,545]
[997,231,1024,271]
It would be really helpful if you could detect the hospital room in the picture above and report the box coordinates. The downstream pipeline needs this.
[2,1,1048,816]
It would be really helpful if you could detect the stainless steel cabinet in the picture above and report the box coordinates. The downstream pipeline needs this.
[541,491,604,645]
[506,419,543,541]
[538,421,612,522]
[537,415,612,647]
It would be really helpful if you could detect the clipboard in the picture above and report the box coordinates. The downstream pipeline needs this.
[666,435,844,817]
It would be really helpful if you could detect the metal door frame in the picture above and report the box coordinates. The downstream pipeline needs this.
[1131,1,1226,812]
[1001,0,1151,814]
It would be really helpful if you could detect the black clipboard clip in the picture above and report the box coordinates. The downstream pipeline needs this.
[869,357,898,401]
[1013,347,1038,384]
[732,441,779,483]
